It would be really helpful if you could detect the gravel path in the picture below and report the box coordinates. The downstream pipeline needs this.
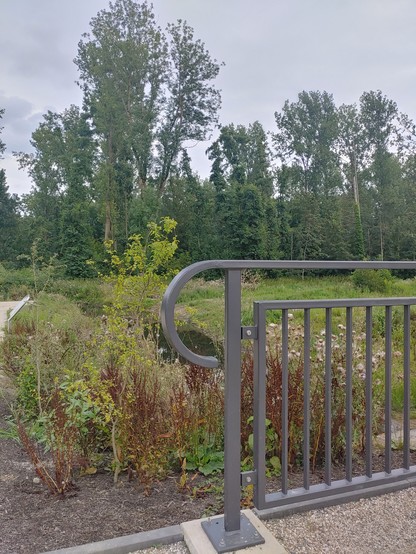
[266,486,416,553]
[134,486,416,554]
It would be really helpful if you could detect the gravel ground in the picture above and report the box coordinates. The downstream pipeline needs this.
[267,486,416,553]
[134,486,416,554]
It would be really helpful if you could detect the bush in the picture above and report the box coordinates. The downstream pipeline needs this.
[351,269,393,293]
[47,279,106,315]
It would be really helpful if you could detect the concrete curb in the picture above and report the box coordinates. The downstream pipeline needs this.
[41,524,183,554]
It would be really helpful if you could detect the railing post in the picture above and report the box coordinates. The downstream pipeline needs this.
[223,269,242,531]
[201,269,265,552]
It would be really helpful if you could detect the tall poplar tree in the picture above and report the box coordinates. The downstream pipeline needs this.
[75,0,222,242]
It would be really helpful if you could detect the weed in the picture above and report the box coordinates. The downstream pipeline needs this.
[17,389,78,495]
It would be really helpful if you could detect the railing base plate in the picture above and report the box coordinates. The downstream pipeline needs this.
[201,513,265,553]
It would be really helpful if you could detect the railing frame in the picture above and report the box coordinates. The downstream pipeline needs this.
[161,260,416,553]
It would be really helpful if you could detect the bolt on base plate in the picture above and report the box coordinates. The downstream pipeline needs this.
[201,513,265,553]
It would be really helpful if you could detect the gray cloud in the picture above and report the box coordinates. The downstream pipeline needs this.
[0,93,44,154]
[1,0,416,195]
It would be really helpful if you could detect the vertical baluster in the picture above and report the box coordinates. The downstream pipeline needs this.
[303,309,311,490]
[281,309,289,494]
[345,307,353,482]
[365,306,373,478]
[385,306,392,474]
[403,305,411,470]
[253,303,266,509]
[325,308,332,486]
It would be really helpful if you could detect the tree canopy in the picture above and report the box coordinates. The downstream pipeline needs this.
[3,2,416,273]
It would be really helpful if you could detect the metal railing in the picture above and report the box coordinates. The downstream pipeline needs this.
[161,260,416,553]
[7,295,30,332]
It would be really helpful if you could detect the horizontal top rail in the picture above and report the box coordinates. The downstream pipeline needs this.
[256,297,416,310]
[160,259,416,368]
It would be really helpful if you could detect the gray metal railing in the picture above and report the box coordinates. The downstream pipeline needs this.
[161,260,416,553]
[7,295,30,332]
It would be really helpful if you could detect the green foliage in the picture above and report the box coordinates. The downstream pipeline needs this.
[7,85,416,267]
[15,364,39,420]
[242,417,281,477]
[0,265,35,299]
[76,218,180,482]
[184,445,224,476]
[351,269,393,292]
[103,217,178,323]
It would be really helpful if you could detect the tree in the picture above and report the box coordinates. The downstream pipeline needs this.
[0,109,21,264]
[156,19,222,192]
[273,91,343,260]
[207,121,274,196]
[359,91,403,259]
[214,183,268,259]
[0,109,5,156]
[273,90,341,196]
[75,1,222,241]
[336,104,366,258]
[16,107,96,271]
[75,0,167,241]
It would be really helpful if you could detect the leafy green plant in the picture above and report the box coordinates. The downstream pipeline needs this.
[170,364,224,485]
[242,417,281,476]
[0,416,20,441]
[183,444,224,476]
[78,218,181,484]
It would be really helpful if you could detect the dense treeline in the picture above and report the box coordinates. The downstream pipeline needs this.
[1,0,416,277]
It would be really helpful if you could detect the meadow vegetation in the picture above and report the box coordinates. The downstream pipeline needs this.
[1,238,416,495]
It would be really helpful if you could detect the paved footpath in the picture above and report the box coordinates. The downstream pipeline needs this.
[0,301,19,395]
[0,301,19,338]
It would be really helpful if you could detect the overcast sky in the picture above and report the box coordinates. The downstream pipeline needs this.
[1,0,416,196]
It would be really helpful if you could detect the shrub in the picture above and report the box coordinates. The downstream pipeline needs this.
[170,364,224,479]
[17,389,78,495]
[351,269,393,293]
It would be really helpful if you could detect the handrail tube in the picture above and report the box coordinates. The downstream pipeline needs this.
[160,259,416,369]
